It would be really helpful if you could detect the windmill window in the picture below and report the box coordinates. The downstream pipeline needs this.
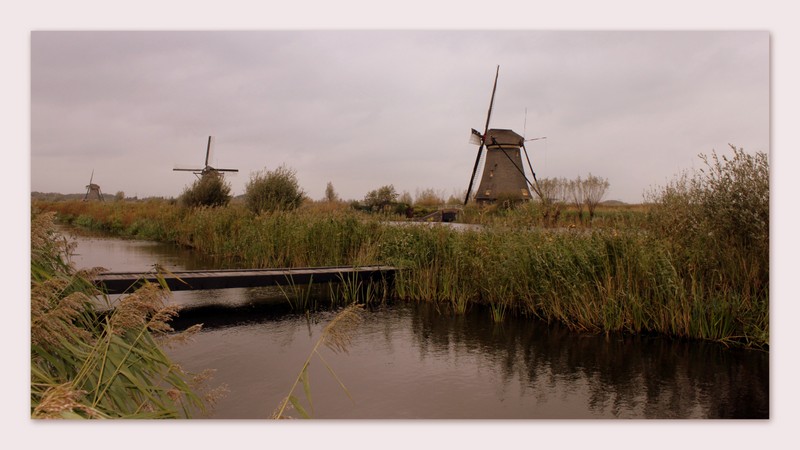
[521,190,529,197]
[484,190,491,196]
[489,170,494,178]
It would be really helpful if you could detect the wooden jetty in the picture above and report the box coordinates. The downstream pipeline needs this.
[92,265,398,295]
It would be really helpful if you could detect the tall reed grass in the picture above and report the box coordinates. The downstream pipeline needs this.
[415,224,758,347]
[31,209,222,418]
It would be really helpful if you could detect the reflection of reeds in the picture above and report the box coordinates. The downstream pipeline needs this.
[277,274,317,311]
[332,270,381,306]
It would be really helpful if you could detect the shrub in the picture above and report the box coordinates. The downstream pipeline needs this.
[244,165,306,214]
[645,145,769,304]
[646,145,768,254]
[363,185,398,212]
[180,171,232,208]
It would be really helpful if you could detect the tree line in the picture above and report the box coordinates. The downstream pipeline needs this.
[177,164,610,223]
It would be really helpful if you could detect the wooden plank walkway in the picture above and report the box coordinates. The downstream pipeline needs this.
[92,265,398,295]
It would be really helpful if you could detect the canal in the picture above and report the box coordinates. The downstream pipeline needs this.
[64,227,769,419]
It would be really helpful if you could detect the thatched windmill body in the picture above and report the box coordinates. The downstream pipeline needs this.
[464,66,542,205]
[173,136,239,179]
[83,170,104,201]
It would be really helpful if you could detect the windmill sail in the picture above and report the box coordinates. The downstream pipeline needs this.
[205,136,213,167]
[464,65,500,205]
[469,129,483,145]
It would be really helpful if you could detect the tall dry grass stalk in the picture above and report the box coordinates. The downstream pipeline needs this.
[31,209,221,418]
[272,303,365,419]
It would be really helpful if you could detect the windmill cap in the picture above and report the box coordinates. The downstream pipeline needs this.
[485,129,524,147]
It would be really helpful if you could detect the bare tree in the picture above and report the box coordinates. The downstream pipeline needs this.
[568,177,585,224]
[414,188,446,207]
[583,173,610,222]
[324,181,339,202]
[447,189,467,205]
[537,177,568,226]
[398,191,413,205]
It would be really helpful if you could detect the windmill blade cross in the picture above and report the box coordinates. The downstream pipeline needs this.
[175,135,237,178]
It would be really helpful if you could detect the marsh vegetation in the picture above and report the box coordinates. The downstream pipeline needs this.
[34,147,768,350]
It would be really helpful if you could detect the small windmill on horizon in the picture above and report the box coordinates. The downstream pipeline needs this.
[83,170,104,202]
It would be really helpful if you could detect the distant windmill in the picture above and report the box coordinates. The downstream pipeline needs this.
[83,170,104,201]
[464,66,542,205]
[173,136,239,179]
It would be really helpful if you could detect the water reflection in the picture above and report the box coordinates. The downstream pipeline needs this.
[166,300,767,419]
[60,226,233,272]
[396,302,768,419]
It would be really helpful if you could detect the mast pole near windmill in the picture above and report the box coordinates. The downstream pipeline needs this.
[464,65,500,206]
[522,106,548,199]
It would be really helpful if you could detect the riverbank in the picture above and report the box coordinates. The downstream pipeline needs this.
[33,198,769,350]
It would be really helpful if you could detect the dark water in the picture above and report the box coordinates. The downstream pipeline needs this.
[63,228,769,419]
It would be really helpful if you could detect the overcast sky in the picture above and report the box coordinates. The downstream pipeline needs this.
[30,30,768,203]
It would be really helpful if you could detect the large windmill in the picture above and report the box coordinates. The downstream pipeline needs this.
[83,170,104,201]
[464,66,542,205]
[173,136,239,179]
